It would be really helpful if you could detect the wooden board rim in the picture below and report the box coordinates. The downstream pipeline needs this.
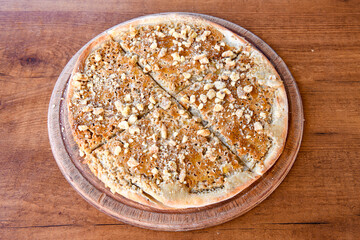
[48,12,304,231]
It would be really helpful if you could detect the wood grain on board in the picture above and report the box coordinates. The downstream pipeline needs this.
[0,0,359,239]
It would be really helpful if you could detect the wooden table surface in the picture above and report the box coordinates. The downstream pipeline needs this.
[0,0,359,239]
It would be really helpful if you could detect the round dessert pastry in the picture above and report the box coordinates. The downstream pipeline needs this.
[67,14,288,209]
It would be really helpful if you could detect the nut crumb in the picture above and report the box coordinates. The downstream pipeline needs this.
[183,72,191,79]
[160,124,167,139]
[124,94,132,102]
[215,98,222,104]
[230,72,240,81]
[168,139,176,146]
[150,42,157,49]
[180,95,189,104]
[151,168,159,175]
[197,129,211,137]
[129,125,140,135]
[93,108,103,115]
[118,121,129,130]
[136,103,144,111]
[214,104,223,112]
[214,81,226,90]
[200,94,208,103]
[236,109,244,118]
[149,96,157,104]
[222,50,235,58]
[199,56,209,64]
[128,115,138,125]
[243,85,253,93]
[158,48,167,58]
[79,150,85,157]
[254,122,263,131]
[78,125,88,131]
[127,157,139,168]
[216,91,225,100]
[114,146,122,155]
[204,83,213,90]
[207,89,216,99]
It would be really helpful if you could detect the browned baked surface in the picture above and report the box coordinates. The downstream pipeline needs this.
[68,36,168,153]
[67,14,288,208]
[88,100,256,208]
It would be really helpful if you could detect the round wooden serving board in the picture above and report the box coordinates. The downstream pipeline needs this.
[48,13,304,231]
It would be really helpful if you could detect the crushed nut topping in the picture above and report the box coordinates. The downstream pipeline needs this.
[197,129,211,137]
[214,104,223,112]
[214,81,226,90]
[207,89,216,99]
[127,157,139,167]
[216,91,226,100]
[243,85,253,93]
[118,121,129,130]
[204,83,214,90]
[183,72,191,80]
[254,122,263,131]
[200,94,208,103]
[78,125,88,131]
[128,115,138,125]
[129,125,140,135]
[222,50,235,58]
[160,124,167,139]
[235,109,244,118]
[114,146,122,155]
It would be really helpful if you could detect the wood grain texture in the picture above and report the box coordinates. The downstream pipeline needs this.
[47,13,303,231]
[0,0,359,239]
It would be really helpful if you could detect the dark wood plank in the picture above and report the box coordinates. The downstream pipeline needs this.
[0,0,359,239]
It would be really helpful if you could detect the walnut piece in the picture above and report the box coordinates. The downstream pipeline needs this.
[243,85,253,93]
[127,157,139,168]
[197,129,211,137]
[200,94,208,103]
[214,104,223,112]
[160,124,167,139]
[128,115,138,125]
[114,146,122,156]
[254,122,263,131]
[78,125,88,131]
[214,81,226,90]
[207,89,216,99]
[118,121,129,130]
[204,83,213,90]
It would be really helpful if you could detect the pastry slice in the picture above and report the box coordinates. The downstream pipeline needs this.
[68,35,169,153]
[87,99,257,208]
[176,45,288,174]
[109,17,237,95]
